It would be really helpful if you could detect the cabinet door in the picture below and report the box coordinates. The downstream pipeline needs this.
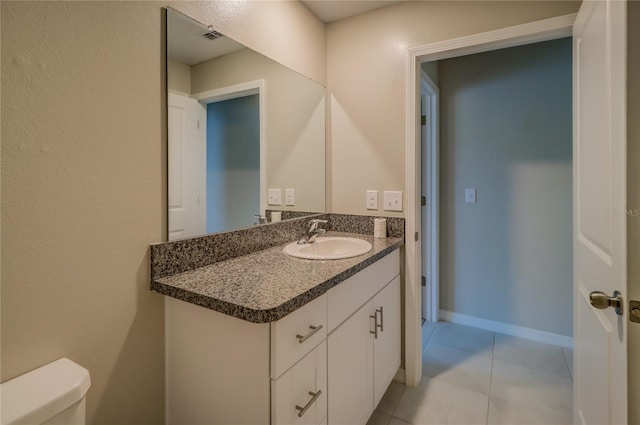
[272,340,327,425]
[328,301,374,425]
[373,276,401,407]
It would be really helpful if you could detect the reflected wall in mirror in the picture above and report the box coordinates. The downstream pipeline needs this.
[167,8,326,241]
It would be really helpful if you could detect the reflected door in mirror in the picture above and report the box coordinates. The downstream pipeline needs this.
[168,93,206,241]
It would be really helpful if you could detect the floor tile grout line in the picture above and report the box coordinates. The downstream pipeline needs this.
[423,321,438,347]
[388,383,406,419]
[485,331,496,425]
[561,347,574,382]
[410,321,573,425]
[389,321,439,425]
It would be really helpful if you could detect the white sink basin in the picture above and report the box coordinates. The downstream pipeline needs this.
[283,237,372,260]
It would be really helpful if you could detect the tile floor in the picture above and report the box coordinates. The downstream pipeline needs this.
[368,321,573,425]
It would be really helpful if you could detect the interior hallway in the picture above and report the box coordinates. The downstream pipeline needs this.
[368,322,573,425]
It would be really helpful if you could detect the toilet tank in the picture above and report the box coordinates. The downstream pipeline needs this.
[1,358,91,425]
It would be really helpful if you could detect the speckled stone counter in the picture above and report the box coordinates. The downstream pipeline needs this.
[152,232,403,323]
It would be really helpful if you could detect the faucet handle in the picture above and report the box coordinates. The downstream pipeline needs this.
[308,219,328,232]
[254,214,267,225]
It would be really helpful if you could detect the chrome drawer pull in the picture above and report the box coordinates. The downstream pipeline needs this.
[295,390,322,417]
[377,306,384,332]
[296,325,323,344]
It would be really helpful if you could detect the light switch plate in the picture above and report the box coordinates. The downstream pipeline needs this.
[465,188,477,203]
[366,190,378,210]
[383,191,403,211]
[268,188,282,205]
[285,189,295,206]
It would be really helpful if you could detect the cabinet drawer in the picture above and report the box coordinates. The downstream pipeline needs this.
[271,294,327,379]
[272,340,327,425]
[327,249,399,333]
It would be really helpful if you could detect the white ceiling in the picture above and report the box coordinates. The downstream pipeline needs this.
[300,0,405,23]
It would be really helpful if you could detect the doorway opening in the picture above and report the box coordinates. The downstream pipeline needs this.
[167,80,266,240]
[403,14,577,387]
[205,94,260,233]
[193,80,266,233]
[421,36,574,343]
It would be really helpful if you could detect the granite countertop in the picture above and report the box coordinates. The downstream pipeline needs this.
[152,231,403,323]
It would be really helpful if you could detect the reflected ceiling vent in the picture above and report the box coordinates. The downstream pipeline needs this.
[203,26,224,40]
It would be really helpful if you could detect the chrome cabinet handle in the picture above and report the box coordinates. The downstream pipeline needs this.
[370,311,378,339]
[296,325,323,344]
[295,390,322,417]
[370,307,383,338]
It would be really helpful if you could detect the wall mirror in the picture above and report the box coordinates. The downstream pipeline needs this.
[166,7,326,241]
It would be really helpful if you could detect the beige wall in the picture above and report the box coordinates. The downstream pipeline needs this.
[172,0,326,86]
[438,39,573,336]
[326,1,580,216]
[0,1,325,424]
[167,59,191,95]
[628,2,639,423]
[191,48,326,213]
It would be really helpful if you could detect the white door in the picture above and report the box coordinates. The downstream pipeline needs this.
[168,92,206,241]
[573,1,628,424]
[420,73,439,323]
[420,93,429,322]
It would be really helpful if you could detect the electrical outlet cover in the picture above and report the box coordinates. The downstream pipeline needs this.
[465,188,477,203]
[383,191,403,212]
[268,188,282,205]
[366,190,378,210]
[285,189,295,206]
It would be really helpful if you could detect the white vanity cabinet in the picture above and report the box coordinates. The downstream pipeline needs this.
[165,248,400,425]
[327,274,401,424]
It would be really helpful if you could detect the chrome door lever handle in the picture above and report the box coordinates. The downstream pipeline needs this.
[590,290,623,316]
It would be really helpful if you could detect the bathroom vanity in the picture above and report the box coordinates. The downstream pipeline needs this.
[151,219,403,425]
[160,8,405,424]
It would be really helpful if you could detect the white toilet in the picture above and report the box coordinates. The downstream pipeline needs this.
[1,358,91,425]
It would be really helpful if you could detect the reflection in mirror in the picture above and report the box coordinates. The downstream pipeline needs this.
[167,8,326,241]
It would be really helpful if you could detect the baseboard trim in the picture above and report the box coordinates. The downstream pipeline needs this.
[439,310,573,349]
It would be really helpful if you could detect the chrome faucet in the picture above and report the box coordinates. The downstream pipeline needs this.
[298,219,328,244]
[254,214,268,225]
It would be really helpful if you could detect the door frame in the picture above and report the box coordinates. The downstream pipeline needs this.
[192,79,267,215]
[404,14,576,387]
[420,71,439,324]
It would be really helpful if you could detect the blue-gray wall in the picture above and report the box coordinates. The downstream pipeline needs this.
[439,38,573,336]
[207,94,260,233]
